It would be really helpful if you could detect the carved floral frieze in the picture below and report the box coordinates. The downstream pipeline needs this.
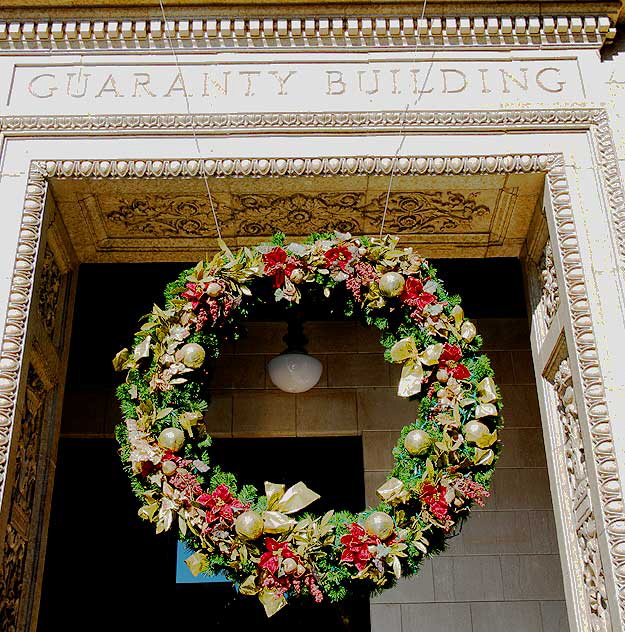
[104,190,490,238]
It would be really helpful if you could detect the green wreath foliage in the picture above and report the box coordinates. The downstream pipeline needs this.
[114,233,503,616]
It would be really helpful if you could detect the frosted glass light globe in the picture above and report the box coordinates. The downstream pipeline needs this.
[267,353,323,393]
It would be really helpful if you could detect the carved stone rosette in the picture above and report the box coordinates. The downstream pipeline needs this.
[552,358,610,632]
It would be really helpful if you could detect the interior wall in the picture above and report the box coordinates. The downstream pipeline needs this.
[186,318,567,632]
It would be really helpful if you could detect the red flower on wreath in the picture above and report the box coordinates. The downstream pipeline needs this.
[259,537,299,574]
[439,343,471,380]
[420,483,450,523]
[324,245,353,272]
[181,282,205,310]
[263,247,299,288]
[400,277,437,312]
[340,523,378,571]
[197,484,248,529]
[258,538,325,600]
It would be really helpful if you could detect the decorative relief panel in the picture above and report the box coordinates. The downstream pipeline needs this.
[0,523,26,632]
[0,365,49,632]
[37,247,62,341]
[540,241,560,330]
[104,190,490,239]
[552,358,610,632]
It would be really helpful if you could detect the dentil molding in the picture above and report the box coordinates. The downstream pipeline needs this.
[0,14,615,51]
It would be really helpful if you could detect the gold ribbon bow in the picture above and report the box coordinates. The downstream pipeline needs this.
[477,377,498,403]
[377,477,410,504]
[390,337,444,397]
[262,481,320,534]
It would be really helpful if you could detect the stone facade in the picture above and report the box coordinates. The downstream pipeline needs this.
[1,0,625,630]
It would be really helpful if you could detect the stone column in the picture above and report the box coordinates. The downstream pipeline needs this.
[525,165,625,632]
[0,171,78,632]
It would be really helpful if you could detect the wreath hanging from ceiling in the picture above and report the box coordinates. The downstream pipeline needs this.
[114,232,502,617]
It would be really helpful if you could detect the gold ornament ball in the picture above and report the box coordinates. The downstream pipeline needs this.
[178,343,205,369]
[282,558,298,574]
[464,420,490,444]
[436,368,450,383]
[157,427,185,452]
[206,281,223,297]
[379,272,405,297]
[161,460,177,476]
[364,511,395,540]
[404,429,432,456]
[289,268,305,284]
[235,511,264,540]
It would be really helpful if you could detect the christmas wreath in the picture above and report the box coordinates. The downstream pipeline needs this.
[114,233,502,617]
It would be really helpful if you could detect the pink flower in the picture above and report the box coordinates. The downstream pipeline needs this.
[454,478,490,507]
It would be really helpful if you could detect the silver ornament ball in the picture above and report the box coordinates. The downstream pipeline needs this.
[235,510,264,540]
[464,420,490,444]
[161,460,177,476]
[157,427,185,452]
[178,343,206,369]
[364,511,395,540]
[379,272,405,297]
[404,429,432,456]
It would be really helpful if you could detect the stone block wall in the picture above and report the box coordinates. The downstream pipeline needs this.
[61,317,569,631]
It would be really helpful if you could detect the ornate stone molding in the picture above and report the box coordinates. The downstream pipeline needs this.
[591,110,625,301]
[0,15,614,51]
[552,357,611,631]
[0,164,47,506]
[0,109,615,135]
[548,162,625,625]
[42,154,558,180]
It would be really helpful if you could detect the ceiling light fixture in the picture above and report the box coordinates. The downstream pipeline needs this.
[267,314,322,393]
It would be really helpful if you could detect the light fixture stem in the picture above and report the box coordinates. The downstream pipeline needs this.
[283,312,309,355]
